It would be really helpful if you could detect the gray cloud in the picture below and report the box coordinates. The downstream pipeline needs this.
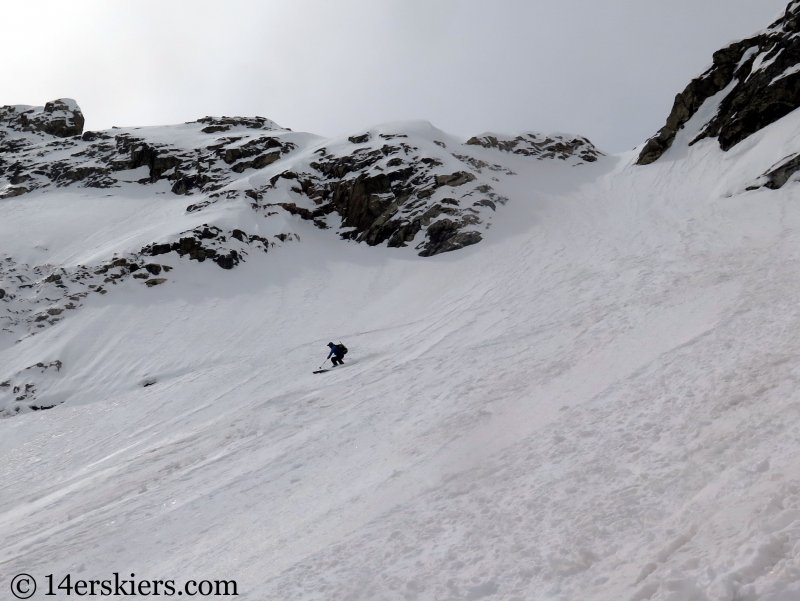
[0,0,789,151]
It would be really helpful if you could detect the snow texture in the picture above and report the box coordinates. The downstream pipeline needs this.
[4,12,800,596]
[1,100,800,599]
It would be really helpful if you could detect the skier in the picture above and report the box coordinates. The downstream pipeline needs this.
[326,342,347,367]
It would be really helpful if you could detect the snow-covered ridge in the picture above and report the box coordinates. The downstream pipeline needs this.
[0,102,604,413]
[0,110,300,200]
[0,103,601,258]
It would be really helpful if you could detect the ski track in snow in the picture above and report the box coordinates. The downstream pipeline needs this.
[2,116,800,601]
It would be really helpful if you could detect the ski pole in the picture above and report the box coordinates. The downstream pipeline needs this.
[319,357,329,370]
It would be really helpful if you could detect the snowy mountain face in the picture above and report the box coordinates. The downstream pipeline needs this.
[4,4,800,601]
[0,103,599,399]
[0,103,598,257]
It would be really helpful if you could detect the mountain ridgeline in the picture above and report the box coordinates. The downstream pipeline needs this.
[0,102,600,258]
[0,101,601,357]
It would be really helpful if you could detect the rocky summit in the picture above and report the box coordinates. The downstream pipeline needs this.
[638,1,800,173]
[0,98,85,143]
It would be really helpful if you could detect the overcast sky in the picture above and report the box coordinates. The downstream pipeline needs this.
[1,1,790,152]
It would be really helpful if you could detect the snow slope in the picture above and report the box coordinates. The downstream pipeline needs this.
[6,10,800,593]
[1,99,800,600]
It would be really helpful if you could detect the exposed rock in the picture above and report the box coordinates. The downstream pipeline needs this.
[195,115,282,131]
[0,102,603,339]
[1,101,602,259]
[435,171,476,187]
[348,133,371,144]
[254,134,523,255]
[638,1,800,165]
[0,221,285,341]
[745,152,800,191]
[764,154,800,189]
[39,99,85,137]
[81,131,110,142]
[0,186,28,199]
[231,151,281,173]
[140,225,269,269]
[0,108,297,199]
[417,219,482,257]
[0,98,84,139]
[215,251,239,270]
[0,360,64,418]
[467,133,602,162]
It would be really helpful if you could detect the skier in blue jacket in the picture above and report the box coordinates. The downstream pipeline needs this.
[327,342,346,366]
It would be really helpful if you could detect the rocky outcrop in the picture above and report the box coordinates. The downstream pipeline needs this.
[247,129,598,256]
[638,1,800,165]
[467,133,602,163]
[419,220,483,257]
[0,98,84,139]
[1,102,604,256]
[0,225,289,342]
[142,225,272,269]
[250,138,507,256]
[195,115,282,133]
[744,152,800,191]
[0,111,297,199]
[39,99,85,137]
[0,360,64,417]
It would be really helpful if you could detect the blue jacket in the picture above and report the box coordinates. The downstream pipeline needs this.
[327,343,343,359]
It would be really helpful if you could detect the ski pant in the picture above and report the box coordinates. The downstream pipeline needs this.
[331,354,344,366]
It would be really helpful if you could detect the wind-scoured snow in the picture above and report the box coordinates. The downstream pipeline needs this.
[1,93,800,601]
